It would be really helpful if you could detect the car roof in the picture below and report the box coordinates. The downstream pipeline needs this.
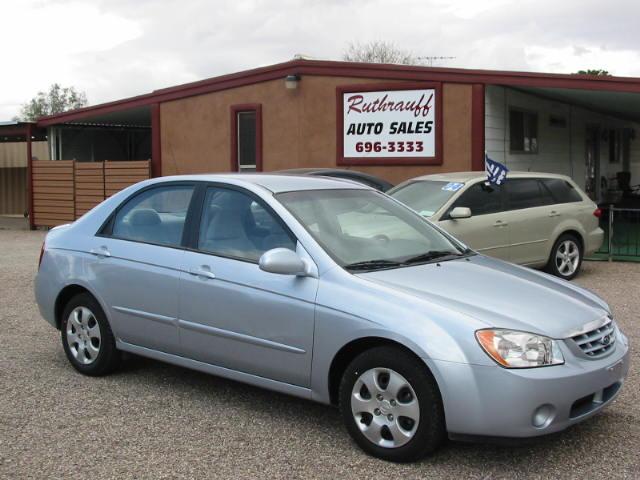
[405,171,573,183]
[147,173,370,193]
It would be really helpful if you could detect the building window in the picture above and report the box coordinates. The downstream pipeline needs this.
[509,109,538,153]
[230,104,262,172]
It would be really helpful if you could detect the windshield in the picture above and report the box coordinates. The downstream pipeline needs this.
[276,189,466,270]
[389,180,464,217]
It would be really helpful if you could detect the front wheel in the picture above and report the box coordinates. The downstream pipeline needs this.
[338,346,445,462]
[546,234,583,280]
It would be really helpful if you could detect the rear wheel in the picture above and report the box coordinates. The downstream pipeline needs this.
[338,346,445,462]
[60,293,120,376]
[546,234,583,280]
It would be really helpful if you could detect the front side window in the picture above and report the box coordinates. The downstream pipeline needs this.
[505,179,553,210]
[198,187,296,261]
[449,182,503,217]
[390,180,462,217]
[277,189,465,269]
[510,109,538,153]
[111,185,194,247]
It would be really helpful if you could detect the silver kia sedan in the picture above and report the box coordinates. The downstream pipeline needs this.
[35,174,630,462]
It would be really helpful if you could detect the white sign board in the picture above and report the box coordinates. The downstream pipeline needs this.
[342,89,436,159]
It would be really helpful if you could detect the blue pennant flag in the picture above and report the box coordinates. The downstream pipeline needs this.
[485,154,509,185]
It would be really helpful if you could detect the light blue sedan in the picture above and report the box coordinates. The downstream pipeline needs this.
[35,174,630,462]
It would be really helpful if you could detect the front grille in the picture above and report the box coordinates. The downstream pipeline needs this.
[571,320,616,358]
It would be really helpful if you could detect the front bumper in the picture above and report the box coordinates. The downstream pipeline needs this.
[425,331,630,438]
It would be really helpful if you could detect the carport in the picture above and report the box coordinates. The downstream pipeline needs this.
[0,121,47,220]
[31,103,160,228]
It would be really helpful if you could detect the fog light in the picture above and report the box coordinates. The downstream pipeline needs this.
[532,404,556,428]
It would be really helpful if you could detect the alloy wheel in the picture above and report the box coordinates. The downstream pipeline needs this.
[350,368,420,448]
[66,306,101,365]
[555,240,580,276]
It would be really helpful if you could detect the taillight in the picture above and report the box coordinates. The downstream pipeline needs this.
[38,242,45,269]
[593,208,603,218]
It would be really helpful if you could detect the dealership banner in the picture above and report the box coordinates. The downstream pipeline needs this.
[342,88,436,159]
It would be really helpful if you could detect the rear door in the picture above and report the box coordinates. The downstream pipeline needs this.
[437,181,510,260]
[178,185,318,387]
[88,183,196,353]
[502,178,556,265]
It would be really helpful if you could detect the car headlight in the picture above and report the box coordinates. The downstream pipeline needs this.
[476,329,565,368]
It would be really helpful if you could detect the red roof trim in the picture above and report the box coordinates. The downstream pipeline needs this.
[37,59,640,127]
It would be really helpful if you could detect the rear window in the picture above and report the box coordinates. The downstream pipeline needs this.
[541,179,583,203]
[390,180,463,217]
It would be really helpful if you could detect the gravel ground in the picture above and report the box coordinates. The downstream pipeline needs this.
[0,229,638,479]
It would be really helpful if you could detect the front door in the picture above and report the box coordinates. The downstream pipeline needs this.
[437,181,510,260]
[178,185,318,387]
[585,126,600,201]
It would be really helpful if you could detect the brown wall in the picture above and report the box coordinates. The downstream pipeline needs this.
[160,76,473,184]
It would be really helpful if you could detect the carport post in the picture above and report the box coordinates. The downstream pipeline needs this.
[608,206,614,262]
[26,123,35,230]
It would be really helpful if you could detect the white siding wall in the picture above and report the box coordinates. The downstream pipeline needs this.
[485,85,640,195]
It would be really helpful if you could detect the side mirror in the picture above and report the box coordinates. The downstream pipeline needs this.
[259,248,309,276]
[449,207,472,219]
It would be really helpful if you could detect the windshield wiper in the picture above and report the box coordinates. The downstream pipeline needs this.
[401,250,464,265]
[344,259,404,271]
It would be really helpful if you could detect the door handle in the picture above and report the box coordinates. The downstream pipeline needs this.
[548,211,561,217]
[493,220,508,228]
[188,267,216,280]
[89,246,111,258]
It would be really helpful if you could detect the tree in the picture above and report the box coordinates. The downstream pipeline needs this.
[575,69,611,76]
[343,41,423,65]
[15,84,88,121]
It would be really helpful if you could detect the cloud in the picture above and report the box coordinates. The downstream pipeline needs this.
[2,0,640,119]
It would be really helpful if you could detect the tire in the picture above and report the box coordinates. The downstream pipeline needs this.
[546,233,583,280]
[60,292,121,376]
[338,346,445,462]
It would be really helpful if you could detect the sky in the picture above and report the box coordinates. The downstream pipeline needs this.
[2,0,640,119]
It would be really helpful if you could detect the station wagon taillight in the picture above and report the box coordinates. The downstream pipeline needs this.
[593,208,603,218]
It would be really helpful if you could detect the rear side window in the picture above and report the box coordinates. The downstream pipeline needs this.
[110,185,194,247]
[505,179,553,210]
[541,179,583,203]
[449,182,503,216]
[198,187,296,262]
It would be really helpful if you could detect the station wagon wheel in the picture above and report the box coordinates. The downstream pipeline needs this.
[60,292,121,376]
[339,346,445,462]
[547,233,583,280]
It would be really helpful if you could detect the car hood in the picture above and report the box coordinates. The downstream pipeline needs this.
[356,255,609,339]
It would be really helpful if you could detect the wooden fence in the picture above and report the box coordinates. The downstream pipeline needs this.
[31,160,151,228]
[32,160,75,227]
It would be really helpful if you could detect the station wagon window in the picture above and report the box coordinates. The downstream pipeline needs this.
[505,179,553,210]
[198,187,295,261]
[390,180,459,217]
[541,178,582,203]
[448,182,503,217]
[110,185,194,247]
[510,109,538,153]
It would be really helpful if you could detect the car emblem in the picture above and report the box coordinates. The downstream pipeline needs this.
[601,335,611,346]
